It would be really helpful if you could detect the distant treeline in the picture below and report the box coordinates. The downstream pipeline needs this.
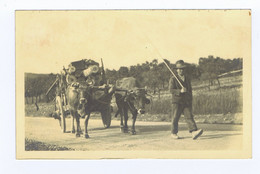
[106,55,242,91]
[25,73,57,104]
[25,55,242,104]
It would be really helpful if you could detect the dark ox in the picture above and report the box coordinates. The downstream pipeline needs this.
[115,86,150,135]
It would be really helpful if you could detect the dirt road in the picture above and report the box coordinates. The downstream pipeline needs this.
[25,117,243,151]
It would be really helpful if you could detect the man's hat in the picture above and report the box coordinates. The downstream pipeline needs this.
[175,60,186,69]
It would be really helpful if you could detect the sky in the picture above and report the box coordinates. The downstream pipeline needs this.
[16,10,251,74]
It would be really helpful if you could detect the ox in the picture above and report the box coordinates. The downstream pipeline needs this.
[67,82,114,138]
[66,83,86,137]
[114,77,151,135]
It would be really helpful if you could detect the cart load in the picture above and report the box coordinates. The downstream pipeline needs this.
[65,59,105,86]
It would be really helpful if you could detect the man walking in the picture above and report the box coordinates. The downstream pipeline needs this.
[169,60,203,140]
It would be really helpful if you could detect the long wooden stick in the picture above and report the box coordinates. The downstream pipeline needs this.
[161,59,184,88]
[45,78,58,96]
[135,22,184,89]
[100,58,107,84]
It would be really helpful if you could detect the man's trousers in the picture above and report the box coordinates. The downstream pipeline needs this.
[171,103,197,134]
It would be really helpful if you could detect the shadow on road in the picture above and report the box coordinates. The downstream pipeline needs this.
[63,121,242,141]
[88,126,119,131]
[198,133,242,140]
[136,123,242,134]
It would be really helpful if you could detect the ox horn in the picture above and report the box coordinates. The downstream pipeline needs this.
[66,74,77,84]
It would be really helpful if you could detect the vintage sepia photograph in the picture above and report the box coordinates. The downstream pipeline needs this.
[15,10,251,159]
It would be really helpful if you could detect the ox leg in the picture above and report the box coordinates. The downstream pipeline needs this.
[75,112,81,137]
[119,108,125,133]
[84,113,91,138]
[71,113,75,134]
[123,106,129,133]
[130,110,137,135]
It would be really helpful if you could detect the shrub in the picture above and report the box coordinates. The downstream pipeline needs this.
[25,138,73,151]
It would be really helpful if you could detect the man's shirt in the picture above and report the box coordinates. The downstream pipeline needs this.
[169,74,192,106]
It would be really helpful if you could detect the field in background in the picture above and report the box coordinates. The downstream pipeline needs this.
[147,87,242,115]
[146,74,242,115]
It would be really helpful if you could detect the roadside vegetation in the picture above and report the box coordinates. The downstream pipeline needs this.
[147,87,242,115]
[25,138,74,151]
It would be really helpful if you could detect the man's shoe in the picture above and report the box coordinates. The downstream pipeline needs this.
[171,134,179,139]
[192,129,203,140]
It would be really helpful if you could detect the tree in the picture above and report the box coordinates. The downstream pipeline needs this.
[198,56,222,87]
[185,63,201,80]
[198,56,243,88]
[105,69,118,84]
[25,73,57,104]
[142,69,160,93]
[156,62,170,89]
[232,58,243,70]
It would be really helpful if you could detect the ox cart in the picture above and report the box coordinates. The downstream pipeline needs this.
[46,59,113,133]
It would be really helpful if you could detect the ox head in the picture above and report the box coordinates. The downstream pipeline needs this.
[77,86,89,117]
[126,88,150,115]
[67,83,89,117]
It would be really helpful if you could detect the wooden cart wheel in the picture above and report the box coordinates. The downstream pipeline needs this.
[56,96,66,133]
[101,104,111,128]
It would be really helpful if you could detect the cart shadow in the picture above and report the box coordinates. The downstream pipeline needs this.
[63,126,119,133]
[85,125,119,131]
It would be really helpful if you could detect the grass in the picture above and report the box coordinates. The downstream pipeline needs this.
[25,138,73,151]
[193,87,242,115]
[25,102,55,117]
[146,87,242,115]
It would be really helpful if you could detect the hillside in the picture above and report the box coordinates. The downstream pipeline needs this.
[25,72,56,79]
